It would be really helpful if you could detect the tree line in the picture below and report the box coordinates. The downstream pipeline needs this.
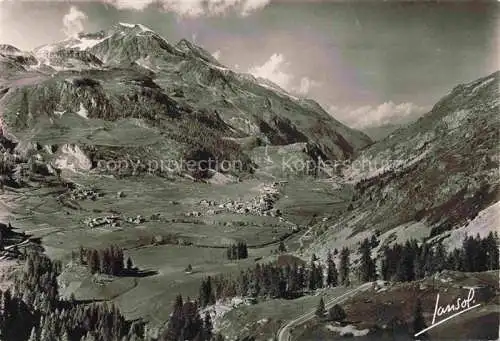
[0,250,239,341]
[226,242,248,260]
[77,245,133,276]
[198,232,499,308]
[198,248,351,307]
[381,232,499,282]
[4,232,495,341]
[0,251,145,341]
[160,295,217,341]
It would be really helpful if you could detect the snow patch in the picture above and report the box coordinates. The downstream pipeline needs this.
[35,44,57,55]
[72,37,106,50]
[135,57,156,72]
[119,22,153,33]
[119,22,135,28]
[33,44,56,65]
[137,24,153,33]
[77,103,89,119]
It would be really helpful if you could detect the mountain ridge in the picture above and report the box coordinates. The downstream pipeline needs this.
[0,23,372,180]
[306,70,500,259]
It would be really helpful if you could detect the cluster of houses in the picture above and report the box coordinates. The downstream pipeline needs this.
[184,182,285,218]
[82,214,146,228]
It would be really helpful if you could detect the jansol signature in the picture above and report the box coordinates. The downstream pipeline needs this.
[414,288,481,337]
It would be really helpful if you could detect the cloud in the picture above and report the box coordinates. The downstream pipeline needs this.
[62,6,87,38]
[240,0,270,15]
[329,101,429,129]
[101,0,271,17]
[101,0,151,11]
[212,50,221,60]
[296,76,320,95]
[248,53,293,90]
[248,53,320,96]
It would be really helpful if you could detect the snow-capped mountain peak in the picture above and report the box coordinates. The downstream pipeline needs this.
[118,22,154,33]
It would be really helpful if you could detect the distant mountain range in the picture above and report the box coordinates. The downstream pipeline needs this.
[0,23,371,181]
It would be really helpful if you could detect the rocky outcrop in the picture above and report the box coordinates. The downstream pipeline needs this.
[54,144,92,172]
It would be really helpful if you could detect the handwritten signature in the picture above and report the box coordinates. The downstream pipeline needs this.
[414,288,481,337]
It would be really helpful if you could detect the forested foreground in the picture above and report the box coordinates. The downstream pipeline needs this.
[0,233,497,341]
[0,252,144,341]
[0,251,221,341]
[197,232,500,305]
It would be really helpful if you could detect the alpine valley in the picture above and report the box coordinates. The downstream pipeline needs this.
[0,23,498,341]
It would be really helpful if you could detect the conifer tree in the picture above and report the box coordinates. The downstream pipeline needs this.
[326,250,338,287]
[89,249,100,274]
[359,238,376,282]
[315,297,326,318]
[396,242,415,282]
[339,247,350,286]
[203,311,213,340]
[412,298,428,339]
[308,255,318,291]
[485,232,499,270]
[162,295,184,341]
[315,264,324,289]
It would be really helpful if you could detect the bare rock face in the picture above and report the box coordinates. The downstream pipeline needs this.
[0,44,38,73]
[54,144,92,172]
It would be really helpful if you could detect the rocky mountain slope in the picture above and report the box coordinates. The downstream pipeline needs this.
[362,123,404,141]
[307,71,500,258]
[0,23,371,181]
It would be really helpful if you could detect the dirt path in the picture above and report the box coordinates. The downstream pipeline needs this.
[277,282,373,341]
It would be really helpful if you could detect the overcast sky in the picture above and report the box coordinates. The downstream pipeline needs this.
[0,0,498,128]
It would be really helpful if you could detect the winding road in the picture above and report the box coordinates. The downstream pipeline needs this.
[277,282,373,341]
